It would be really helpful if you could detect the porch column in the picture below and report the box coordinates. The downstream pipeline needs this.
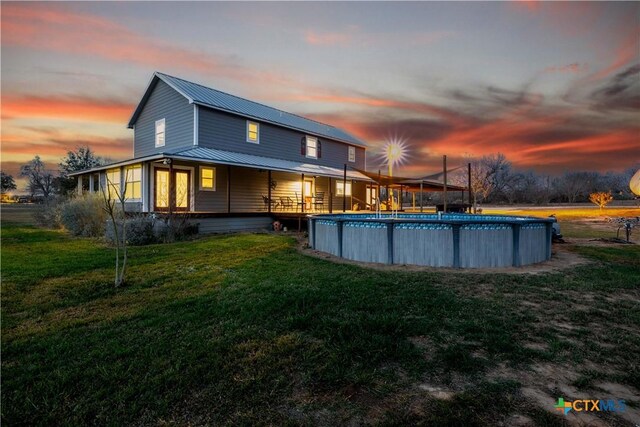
[169,162,174,214]
[342,164,347,212]
[141,164,149,212]
[328,178,333,213]
[267,170,272,214]
[88,174,94,192]
[420,181,424,213]
[227,166,231,213]
[77,176,83,195]
[300,173,305,213]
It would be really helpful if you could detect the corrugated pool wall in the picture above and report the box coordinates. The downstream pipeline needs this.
[309,217,553,268]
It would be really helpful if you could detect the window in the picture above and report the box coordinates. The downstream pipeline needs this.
[246,121,259,143]
[155,118,165,147]
[200,167,216,191]
[336,181,352,196]
[306,136,318,159]
[348,146,356,162]
[106,168,121,200]
[125,165,142,200]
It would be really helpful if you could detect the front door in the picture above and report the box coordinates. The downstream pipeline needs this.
[154,169,191,211]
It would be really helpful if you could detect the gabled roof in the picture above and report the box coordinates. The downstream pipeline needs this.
[128,72,367,148]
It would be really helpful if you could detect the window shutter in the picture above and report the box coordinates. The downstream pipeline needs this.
[317,140,322,158]
[301,137,306,155]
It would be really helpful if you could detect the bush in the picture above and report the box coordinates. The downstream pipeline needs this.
[156,215,199,243]
[33,196,64,229]
[60,193,107,237]
[105,216,158,246]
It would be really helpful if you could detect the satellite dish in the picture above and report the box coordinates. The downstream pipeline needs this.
[630,169,640,196]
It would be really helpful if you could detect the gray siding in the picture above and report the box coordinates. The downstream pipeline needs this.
[134,80,193,157]
[193,166,344,213]
[198,108,365,170]
[194,217,272,234]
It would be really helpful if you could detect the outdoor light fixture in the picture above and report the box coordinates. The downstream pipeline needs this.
[162,158,172,165]
[381,137,409,177]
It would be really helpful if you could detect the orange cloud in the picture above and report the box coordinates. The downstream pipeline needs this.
[2,95,133,123]
[1,4,253,80]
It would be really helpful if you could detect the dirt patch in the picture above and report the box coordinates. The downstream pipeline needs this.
[416,383,455,400]
[298,237,591,275]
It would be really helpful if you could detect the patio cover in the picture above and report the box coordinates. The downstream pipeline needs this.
[353,168,466,192]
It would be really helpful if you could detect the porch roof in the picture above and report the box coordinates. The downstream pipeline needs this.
[68,147,371,181]
[169,147,370,181]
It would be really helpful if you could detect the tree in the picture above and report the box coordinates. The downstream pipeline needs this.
[1,172,17,193]
[589,191,613,210]
[58,146,104,195]
[60,146,103,175]
[101,174,129,287]
[20,156,56,198]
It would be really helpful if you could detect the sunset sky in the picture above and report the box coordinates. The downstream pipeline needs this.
[2,1,639,190]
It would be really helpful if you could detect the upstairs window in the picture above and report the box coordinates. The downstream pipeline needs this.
[200,167,216,191]
[246,121,259,144]
[348,146,356,162]
[302,136,321,159]
[106,168,121,200]
[125,165,142,200]
[155,119,165,147]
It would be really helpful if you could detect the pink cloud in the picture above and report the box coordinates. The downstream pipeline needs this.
[544,63,589,74]
[304,30,352,46]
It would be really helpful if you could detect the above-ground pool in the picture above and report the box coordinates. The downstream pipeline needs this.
[307,213,555,268]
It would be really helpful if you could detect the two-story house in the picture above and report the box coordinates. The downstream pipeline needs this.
[71,72,373,231]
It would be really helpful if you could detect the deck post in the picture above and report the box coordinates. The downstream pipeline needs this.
[226,166,231,214]
[468,162,472,213]
[267,170,272,214]
[443,155,447,213]
[342,164,347,212]
[420,181,424,212]
[377,170,381,209]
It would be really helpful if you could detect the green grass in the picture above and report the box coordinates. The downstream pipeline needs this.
[2,216,639,425]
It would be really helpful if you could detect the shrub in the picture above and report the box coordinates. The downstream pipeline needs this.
[156,214,199,243]
[33,196,64,229]
[105,215,158,246]
[589,191,614,210]
[60,193,107,237]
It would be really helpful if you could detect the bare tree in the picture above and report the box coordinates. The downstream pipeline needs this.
[100,175,129,287]
[20,156,56,198]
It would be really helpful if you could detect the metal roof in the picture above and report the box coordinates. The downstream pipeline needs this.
[170,147,370,180]
[128,72,367,148]
[69,147,370,181]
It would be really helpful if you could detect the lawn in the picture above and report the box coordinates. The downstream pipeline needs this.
[2,207,639,425]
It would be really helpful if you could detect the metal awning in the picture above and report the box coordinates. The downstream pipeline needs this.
[353,168,466,192]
